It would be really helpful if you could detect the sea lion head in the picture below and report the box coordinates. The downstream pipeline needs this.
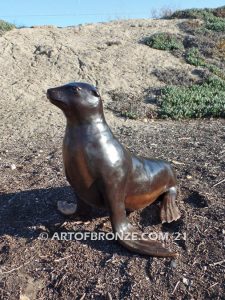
[47,82,102,121]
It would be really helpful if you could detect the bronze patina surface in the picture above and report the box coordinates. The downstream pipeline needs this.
[47,82,181,257]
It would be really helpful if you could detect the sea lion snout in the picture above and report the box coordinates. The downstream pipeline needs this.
[47,88,54,101]
[47,87,65,103]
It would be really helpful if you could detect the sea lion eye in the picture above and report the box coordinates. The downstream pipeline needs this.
[72,86,82,94]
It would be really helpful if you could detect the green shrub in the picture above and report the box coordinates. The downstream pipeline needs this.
[185,48,206,67]
[185,47,225,79]
[171,7,225,32]
[205,16,225,31]
[159,77,225,119]
[143,33,183,51]
[121,111,138,120]
[171,8,214,20]
[0,20,15,31]
[207,65,225,79]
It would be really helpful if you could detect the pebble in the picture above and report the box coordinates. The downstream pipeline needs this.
[57,201,77,215]
[20,295,30,300]
[182,277,189,286]
[10,164,16,170]
[171,260,177,268]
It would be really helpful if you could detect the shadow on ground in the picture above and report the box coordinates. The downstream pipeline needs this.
[0,187,106,237]
[0,186,183,259]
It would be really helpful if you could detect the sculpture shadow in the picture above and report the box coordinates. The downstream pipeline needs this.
[0,186,107,239]
[0,187,153,258]
[139,201,161,227]
[0,187,184,258]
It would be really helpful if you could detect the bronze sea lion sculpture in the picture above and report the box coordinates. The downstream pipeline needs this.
[47,82,181,257]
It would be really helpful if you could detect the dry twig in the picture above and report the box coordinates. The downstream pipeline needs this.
[213,178,225,187]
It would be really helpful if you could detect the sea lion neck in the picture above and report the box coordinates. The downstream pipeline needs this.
[65,112,109,136]
[65,99,105,125]
[66,111,106,127]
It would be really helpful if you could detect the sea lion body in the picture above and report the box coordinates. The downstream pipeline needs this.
[47,82,181,257]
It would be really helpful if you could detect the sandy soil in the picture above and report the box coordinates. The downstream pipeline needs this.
[0,19,224,299]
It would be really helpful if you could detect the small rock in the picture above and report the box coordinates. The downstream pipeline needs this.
[187,175,192,179]
[57,201,77,215]
[171,260,177,268]
[182,277,189,286]
[11,164,16,170]
[20,295,30,300]
[106,40,122,46]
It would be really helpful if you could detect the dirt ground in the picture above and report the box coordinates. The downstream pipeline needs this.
[0,18,224,300]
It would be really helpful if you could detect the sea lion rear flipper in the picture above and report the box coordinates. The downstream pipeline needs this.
[119,235,178,258]
[160,187,181,223]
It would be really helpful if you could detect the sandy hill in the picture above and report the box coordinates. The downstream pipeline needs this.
[1,18,197,146]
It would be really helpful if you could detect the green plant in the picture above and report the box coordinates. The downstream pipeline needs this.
[185,47,206,67]
[143,33,183,51]
[171,8,214,20]
[185,47,225,79]
[121,111,138,120]
[0,19,15,31]
[159,77,225,119]
[171,7,225,32]
[205,16,225,31]
[207,65,225,79]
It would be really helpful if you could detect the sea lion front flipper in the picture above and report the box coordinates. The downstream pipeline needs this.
[102,186,178,257]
